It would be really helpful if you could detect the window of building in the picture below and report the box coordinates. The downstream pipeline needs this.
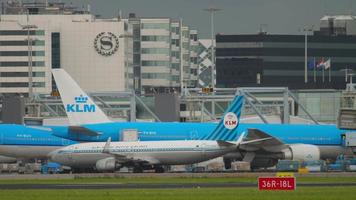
[0,51,45,56]
[0,30,44,36]
[141,35,169,42]
[142,61,170,66]
[0,61,45,67]
[190,34,197,41]
[141,48,169,55]
[141,23,169,30]
[171,39,180,46]
[0,82,43,87]
[51,33,60,69]
[0,72,45,77]
[141,73,170,79]
[0,40,45,46]
[171,51,180,59]
[171,63,180,70]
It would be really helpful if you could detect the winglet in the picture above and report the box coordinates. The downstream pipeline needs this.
[102,137,112,154]
[235,132,246,146]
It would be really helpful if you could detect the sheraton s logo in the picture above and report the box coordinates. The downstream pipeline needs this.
[223,112,238,130]
[66,95,96,113]
[94,32,119,56]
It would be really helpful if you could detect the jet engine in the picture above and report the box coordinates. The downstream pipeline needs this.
[95,157,117,172]
[282,144,320,161]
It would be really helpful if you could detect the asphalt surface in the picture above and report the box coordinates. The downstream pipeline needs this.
[2,172,356,180]
[1,182,356,190]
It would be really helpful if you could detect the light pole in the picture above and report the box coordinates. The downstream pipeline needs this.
[302,26,313,84]
[204,7,220,119]
[19,11,38,99]
[341,68,353,82]
[204,7,220,89]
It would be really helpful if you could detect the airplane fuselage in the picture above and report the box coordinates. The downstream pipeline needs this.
[0,124,77,159]
[50,122,346,145]
[50,140,237,168]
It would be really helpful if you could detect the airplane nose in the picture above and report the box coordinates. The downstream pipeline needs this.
[48,149,63,163]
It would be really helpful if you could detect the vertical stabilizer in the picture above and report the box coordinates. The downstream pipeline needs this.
[201,95,244,141]
[52,69,112,125]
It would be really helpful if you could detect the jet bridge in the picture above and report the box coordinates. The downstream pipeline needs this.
[338,83,356,130]
[180,87,319,124]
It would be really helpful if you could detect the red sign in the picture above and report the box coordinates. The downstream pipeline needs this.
[258,177,296,190]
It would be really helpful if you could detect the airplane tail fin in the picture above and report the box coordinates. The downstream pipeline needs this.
[200,95,244,141]
[52,69,112,125]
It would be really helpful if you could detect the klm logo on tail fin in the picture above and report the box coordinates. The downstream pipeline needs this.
[201,95,244,141]
[66,95,96,113]
[223,112,239,130]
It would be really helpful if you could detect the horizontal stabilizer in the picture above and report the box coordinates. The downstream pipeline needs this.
[68,126,100,136]
[239,129,287,152]
[217,140,236,146]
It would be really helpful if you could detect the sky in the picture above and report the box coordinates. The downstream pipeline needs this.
[59,0,355,38]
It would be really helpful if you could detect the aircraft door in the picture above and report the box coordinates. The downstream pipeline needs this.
[121,129,139,141]
[201,142,207,159]
[67,146,74,162]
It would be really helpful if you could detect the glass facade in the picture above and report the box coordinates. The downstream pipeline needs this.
[0,51,44,56]
[142,61,170,67]
[0,72,45,77]
[216,34,356,89]
[0,82,45,87]
[0,30,44,35]
[141,36,169,42]
[142,48,169,55]
[0,61,45,67]
[0,40,45,46]
[51,32,60,69]
[141,23,169,30]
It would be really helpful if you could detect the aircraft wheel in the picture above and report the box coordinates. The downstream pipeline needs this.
[223,158,232,169]
[154,166,165,173]
[133,166,143,173]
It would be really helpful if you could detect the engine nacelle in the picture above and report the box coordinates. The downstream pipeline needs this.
[283,144,320,161]
[95,157,117,172]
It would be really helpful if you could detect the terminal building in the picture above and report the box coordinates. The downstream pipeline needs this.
[1,4,133,95]
[128,15,199,94]
[0,1,199,97]
[216,15,356,90]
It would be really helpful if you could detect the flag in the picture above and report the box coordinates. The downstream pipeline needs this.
[324,58,331,69]
[316,58,325,70]
[307,57,316,70]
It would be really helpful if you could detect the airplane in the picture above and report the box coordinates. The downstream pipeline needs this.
[49,69,354,169]
[50,120,247,173]
[0,124,77,160]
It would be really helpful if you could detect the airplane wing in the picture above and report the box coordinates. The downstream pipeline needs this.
[239,128,287,153]
[68,126,100,136]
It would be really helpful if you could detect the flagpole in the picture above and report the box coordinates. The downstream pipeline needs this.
[322,65,325,83]
[329,58,331,82]
[313,57,316,82]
